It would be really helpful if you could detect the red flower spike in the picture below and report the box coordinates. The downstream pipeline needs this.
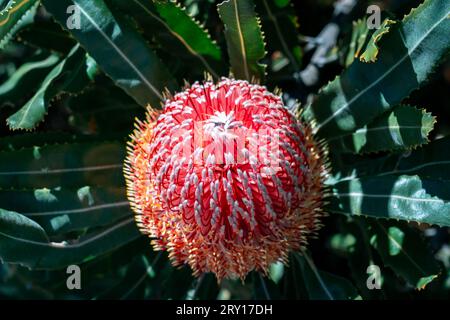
[124,78,327,281]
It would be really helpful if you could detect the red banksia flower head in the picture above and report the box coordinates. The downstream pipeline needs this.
[124,78,327,281]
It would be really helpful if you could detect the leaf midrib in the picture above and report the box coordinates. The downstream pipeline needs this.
[75,1,163,101]
[334,192,447,204]
[0,217,135,248]
[24,201,130,216]
[327,125,430,142]
[375,221,428,277]
[232,0,249,80]
[132,0,218,78]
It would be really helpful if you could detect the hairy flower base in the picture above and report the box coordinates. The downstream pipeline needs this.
[124,79,327,281]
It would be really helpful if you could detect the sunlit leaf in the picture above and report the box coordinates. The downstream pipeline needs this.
[42,0,177,107]
[369,220,441,290]
[7,45,91,130]
[218,0,266,82]
[327,105,435,154]
[330,174,450,227]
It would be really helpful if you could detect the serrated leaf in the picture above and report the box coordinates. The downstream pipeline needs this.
[7,45,91,130]
[0,0,39,49]
[0,209,140,269]
[42,0,177,107]
[0,141,126,188]
[16,20,77,54]
[345,18,368,67]
[359,19,396,63]
[329,136,450,185]
[304,0,450,139]
[257,0,301,72]
[0,186,130,234]
[346,17,397,66]
[218,0,266,82]
[327,105,435,154]
[0,53,60,106]
[330,174,450,227]
[153,1,221,61]
[369,220,440,290]
[108,0,222,78]
[384,136,450,181]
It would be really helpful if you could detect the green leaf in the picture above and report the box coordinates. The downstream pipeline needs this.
[0,209,141,269]
[218,0,266,82]
[283,253,308,299]
[0,130,126,151]
[7,45,91,130]
[16,20,77,54]
[369,220,441,290]
[42,0,177,107]
[157,262,194,299]
[359,19,396,63]
[251,272,281,300]
[346,17,397,66]
[269,261,284,284]
[383,136,450,181]
[327,105,435,154]
[94,254,154,299]
[0,53,60,106]
[85,54,99,80]
[0,236,149,299]
[0,0,39,49]
[108,0,222,78]
[190,273,220,300]
[304,0,450,138]
[0,141,126,188]
[153,1,221,62]
[335,218,386,299]
[330,174,450,227]
[293,252,359,300]
[67,83,143,135]
[345,18,368,67]
[257,0,301,72]
[329,136,450,185]
[117,253,189,300]
[0,186,130,234]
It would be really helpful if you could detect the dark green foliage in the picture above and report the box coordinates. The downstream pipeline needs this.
[304,0,449,138]
[7,45,90,130]
[42,0,178,107]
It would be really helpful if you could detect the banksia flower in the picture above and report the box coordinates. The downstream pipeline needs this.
[124,78,327,281]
